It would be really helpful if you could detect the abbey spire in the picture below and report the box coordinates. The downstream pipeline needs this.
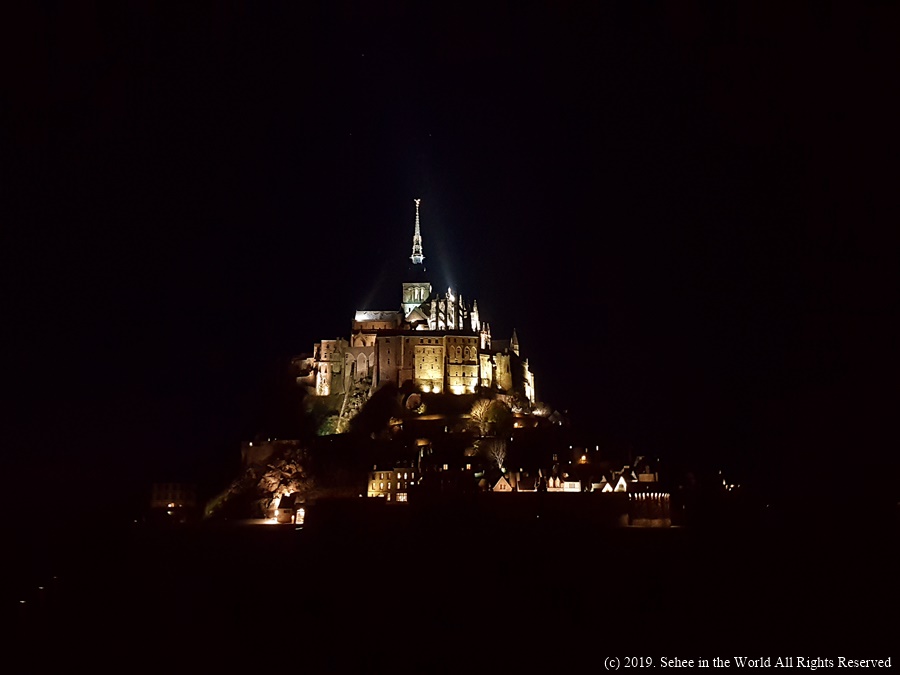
[410,198,425,265]
[402,198,431,318]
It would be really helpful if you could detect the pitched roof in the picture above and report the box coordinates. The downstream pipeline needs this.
[493,475,512,491]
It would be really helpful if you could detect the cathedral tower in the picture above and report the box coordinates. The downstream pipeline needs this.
[402,198,432,318]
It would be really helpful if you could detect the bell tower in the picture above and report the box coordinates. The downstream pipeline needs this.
[402,198,432,317]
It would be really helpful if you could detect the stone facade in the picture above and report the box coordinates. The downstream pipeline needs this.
[294,201,537,403]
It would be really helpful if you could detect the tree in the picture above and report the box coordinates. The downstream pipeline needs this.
[468,398,493,435]
[484,399,512,437]
[258,452,312,507]
[479,438,508,471]
[468,398,512,436]
[317,414,348,436]
[204,444,315,519]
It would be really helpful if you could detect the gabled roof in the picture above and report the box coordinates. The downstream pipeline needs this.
[406,306,430,322]
[493,476,512,492]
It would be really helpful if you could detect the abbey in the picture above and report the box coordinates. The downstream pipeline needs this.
[293,199,536,403]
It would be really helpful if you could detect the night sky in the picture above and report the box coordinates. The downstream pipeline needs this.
[5,3,898,515]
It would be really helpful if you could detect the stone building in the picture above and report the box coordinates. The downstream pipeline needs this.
[293,199,537,403]
[367,465,417,503]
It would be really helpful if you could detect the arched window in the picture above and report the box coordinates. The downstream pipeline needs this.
[356,353,368,377]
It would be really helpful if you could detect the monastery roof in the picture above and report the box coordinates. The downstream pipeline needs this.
[360,328,480,338]
[406,306,429,322]
[354,310,402,321]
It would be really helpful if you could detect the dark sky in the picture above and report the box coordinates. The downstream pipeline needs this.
[4,3,898,508]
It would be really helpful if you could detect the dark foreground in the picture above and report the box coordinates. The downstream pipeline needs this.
[10,511,897,670]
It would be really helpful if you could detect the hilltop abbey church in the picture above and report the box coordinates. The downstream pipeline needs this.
[293,200,537,404]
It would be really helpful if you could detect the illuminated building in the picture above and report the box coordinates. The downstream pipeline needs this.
[367,466,417,503]
[293,199,537,403]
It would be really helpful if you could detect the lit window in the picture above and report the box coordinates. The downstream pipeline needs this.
[388,482,391,489]
[380,482,384,490]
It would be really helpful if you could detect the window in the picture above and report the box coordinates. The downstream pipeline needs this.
[380,482,384,490]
